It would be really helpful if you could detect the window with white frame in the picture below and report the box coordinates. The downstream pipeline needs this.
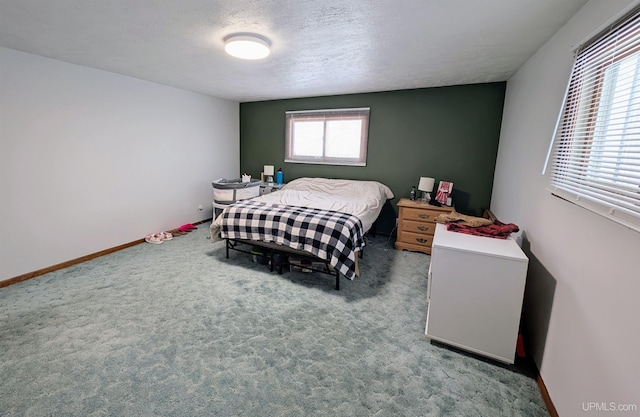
[285,108,370,166]
[544,6,640,232]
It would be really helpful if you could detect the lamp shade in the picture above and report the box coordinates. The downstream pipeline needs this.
[418,177,435,192]
[263,165,275,176]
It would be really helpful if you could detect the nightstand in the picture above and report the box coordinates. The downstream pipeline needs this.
[259,182,285,195]
[395,198,453,254]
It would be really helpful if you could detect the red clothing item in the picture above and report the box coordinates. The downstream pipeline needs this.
[446,221,519,239]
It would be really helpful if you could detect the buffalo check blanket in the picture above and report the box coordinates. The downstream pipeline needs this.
[220,200,365,280]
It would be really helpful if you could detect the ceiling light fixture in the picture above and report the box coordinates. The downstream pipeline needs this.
[224,34,271,60]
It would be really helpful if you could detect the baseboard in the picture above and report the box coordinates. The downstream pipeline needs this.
[0,239,145,288]
[536,373,559,417]
[0,219,212,289]
[518,332,558,417]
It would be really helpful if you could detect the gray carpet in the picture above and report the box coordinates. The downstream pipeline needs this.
[0,223,548,416]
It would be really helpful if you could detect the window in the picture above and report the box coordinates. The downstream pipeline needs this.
[285,108,370,166]
[544,7,640,232]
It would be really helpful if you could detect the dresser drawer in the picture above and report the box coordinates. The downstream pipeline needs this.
[401,219,436,235]
[395,198,453,255]
[402,207,439,223]
[399,231,434,248]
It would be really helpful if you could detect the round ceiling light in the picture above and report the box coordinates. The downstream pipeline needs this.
[224,34,271,60]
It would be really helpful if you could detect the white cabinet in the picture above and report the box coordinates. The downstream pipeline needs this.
[425,224,528,364]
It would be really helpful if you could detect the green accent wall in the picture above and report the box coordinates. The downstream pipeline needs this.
[240,82,506,233]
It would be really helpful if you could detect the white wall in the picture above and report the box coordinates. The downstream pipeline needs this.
[492,1,640,416]
[0,47,239,281]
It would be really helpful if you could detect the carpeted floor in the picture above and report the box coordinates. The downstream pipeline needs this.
[0,223,548,416]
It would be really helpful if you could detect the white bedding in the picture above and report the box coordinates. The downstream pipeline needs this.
[210,177,394,241]
[253,177,394,232]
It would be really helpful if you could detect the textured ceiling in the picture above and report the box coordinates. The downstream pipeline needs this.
[0,0,589,102]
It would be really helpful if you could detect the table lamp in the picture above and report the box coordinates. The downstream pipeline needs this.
[418,177,435,203]
[264,165,275,184]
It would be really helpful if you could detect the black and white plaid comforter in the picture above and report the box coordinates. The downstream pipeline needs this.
[220,200,365,280]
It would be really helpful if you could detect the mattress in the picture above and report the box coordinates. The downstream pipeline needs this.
[251,177,394,232]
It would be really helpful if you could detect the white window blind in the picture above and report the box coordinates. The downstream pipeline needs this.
[285,108,370,166]
[544,6,640,232]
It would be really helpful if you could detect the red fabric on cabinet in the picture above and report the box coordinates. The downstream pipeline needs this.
[446,221,519,239]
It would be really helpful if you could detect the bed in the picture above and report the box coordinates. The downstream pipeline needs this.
[210,177,394,289]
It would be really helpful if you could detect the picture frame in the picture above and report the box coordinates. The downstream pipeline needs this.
[435,181,453,205]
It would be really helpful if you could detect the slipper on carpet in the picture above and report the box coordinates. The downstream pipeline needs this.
[178,224,197,232]
[145,233,163,244]
[166,229,188,236]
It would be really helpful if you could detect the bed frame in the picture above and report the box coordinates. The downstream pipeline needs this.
[224,238,364,290]
[213,178,393,290]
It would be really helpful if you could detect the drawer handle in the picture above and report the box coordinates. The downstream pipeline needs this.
[418,214,430,219]
[416,238,428,243]
[417,225,429,231]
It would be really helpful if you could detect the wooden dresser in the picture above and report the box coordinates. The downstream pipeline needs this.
[395,198,453,254]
